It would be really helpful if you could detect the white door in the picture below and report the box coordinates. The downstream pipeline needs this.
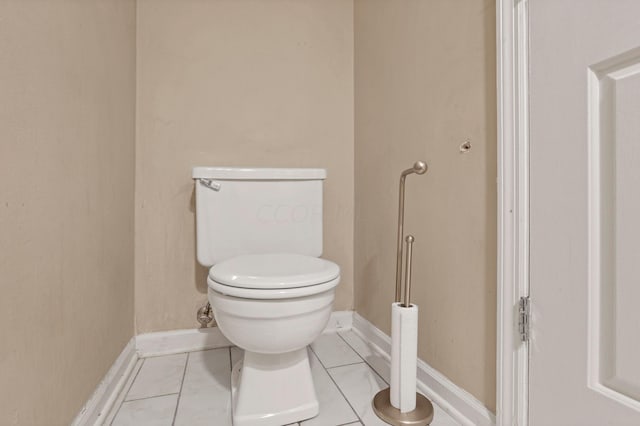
[529,0,640,424]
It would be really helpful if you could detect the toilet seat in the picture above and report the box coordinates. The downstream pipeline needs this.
[208,253,340,299]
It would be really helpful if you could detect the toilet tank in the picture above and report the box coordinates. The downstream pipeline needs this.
[192,167,325,267]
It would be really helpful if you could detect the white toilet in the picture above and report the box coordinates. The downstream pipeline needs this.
[192,167,340,426]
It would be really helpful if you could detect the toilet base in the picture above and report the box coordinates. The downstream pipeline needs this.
[231,348,319,426]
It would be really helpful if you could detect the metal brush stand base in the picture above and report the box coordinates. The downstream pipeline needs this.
[373,161,434,426]
[373,388,434,426]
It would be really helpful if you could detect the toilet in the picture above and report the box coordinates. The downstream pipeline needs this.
[192,167,340,426]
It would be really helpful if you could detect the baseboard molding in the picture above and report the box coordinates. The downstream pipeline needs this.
[323,310,354,333]
[135,310,353,358]
[352,312,496,426]
[136,326,232,357]
[71,338,138,426]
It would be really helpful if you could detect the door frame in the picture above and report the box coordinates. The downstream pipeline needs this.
[496,0,530,425]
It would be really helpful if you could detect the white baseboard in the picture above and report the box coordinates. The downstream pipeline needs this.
[135,326,232,357]
[135,310,353,358]
[351,312,496,426]
[322,310,354,333]
[71,338,138,426]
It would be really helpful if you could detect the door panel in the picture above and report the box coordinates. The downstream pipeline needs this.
[529,0,640,424]
[590,50,640,405]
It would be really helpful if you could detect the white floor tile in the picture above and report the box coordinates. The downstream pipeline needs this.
[112,394,178,426]
[174,349,232,426]
[328,363,389,426]
[126,353,187,401]
[311,333,363,368]
[108,334,460,426]
[301,349,359,426]
[338,330,390,384]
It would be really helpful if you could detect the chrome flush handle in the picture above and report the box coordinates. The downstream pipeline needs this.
[197,178,222,191]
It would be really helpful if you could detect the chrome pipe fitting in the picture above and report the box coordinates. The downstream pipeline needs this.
[197,302,214,327]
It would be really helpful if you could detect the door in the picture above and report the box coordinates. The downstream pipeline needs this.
[529,0,640,424]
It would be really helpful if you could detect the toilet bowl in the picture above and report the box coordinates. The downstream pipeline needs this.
[192,166,339,425]
[208,253,340,426]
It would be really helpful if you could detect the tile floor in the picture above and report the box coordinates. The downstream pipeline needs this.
[105,330,460,426]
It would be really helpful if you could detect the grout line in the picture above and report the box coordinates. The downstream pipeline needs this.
[323,368,364,424]
[105,358,144,426]
[122,392,180,404]
[120,392,181,404]
[324,360,367,369]
[308,345,327,369]
[109,406,120,425]
[336,332,390,386]
[336,332,367,363]
[171,352,190,425]
[139,346,233,359]
[111,358,146,424]
[121,358,146,402]
[308,345,363,425]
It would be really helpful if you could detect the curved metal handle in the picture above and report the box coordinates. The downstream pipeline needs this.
[395,161,428,303]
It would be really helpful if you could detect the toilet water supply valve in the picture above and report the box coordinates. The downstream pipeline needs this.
[197,302,214,327]
[372,161,434,426]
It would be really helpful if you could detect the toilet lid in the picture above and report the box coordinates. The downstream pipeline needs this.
[209,253,340,289]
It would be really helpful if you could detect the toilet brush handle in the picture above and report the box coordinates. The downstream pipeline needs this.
[403,235,415,307]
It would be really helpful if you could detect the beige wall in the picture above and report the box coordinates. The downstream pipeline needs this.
[354,0,497,411]
[135,0,354,333]
[0,1,497,420]
[0,1,136,424]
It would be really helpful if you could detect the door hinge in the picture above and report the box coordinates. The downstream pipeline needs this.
[518,296,530,343]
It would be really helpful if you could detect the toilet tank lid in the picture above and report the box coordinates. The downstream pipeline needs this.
[192,167,326,180]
